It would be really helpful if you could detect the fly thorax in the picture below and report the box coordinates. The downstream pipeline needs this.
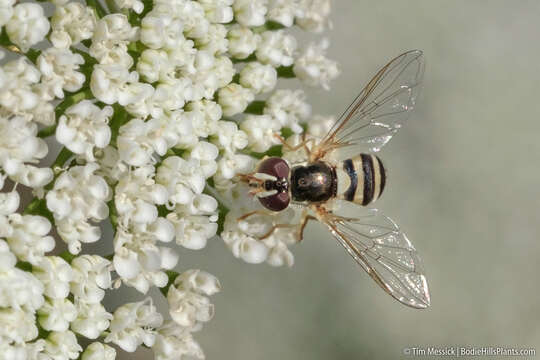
[290,162,337,203]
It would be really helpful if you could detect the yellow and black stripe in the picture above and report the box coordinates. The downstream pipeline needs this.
[341,154,386,205]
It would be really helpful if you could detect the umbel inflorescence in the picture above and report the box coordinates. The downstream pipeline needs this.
[0,0,338,358]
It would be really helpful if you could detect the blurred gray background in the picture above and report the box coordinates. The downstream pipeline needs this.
[119,0,540,358]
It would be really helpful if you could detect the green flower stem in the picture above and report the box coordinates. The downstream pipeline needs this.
[277,65,295,78]
[243,144,283,159]
[51,147,75,171]
[16,261,32,272]
[253,20,286,33]
[87,0,108,18]
[107,199,118,230]
[23,147,73,221]
[38,88,94,138]
[160,270,180,297]
[127,41,147,66]
[23,197,54,223]
[59,251,76,264]
[129,0,153,26]
[231,54,257,64]
[109,104,129,144]
[244,100,266,115]
[72,48,97,68]
[104,0,119,13]
[203,183,230,234]
[37,125,56,138]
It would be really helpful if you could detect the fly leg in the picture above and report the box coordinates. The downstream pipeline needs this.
[273,133,314,158]
[257,209,316,243]
[236,210,269,221]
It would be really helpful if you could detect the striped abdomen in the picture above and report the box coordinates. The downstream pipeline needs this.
[336,154,386,206]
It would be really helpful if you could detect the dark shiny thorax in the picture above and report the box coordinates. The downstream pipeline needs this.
[291,162,337,203]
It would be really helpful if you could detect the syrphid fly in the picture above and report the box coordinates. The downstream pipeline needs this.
[238,50,430,309]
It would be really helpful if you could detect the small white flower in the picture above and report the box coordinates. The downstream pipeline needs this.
[227,25,260,59]
[37,297,78,332]
[157,156,206,206]
[117,117,178,166]
[0,239,17,272]
[6,3,50,52]
[221,210,270,264]
[140,11,184,50]
[168,194,218,250]
[136,49,169,83]
[240,114,281,153]
[199,0,234,23]
[268,0,303,27]
[155,1,209,39]
[220,195,298,267]
[90,64,139,105]
[155,78,195,112]
[56,219,102,255]
[114,165,168,225]
[70,255,112,304]
[213,55,235,88]
[233,0,268,27]
[32,256,73,299]
[256,30,297,67]
[90,14,138,65]
[211,120,249,153]
[113,227,178,293]
[240,62,278,94]
[46,163,110,253]
[56,100,113,161]
[153,321,205,360]
[37,48,85,99]
[185,99,223,138]
[196,24,229,55]
[217,83,254,117]
[0,0,15,28]
[0,58,41,113]
[264,89,311,133]
[0,308,38,344]
[296,0,332,33]
[50,2,96,48]
[167,269,220,328]
[0,115,53,188]
[215,152,253,180]
[189,141,219,178]
[44,331,82,360]
[105,298,163,352]
[0,256,44,311]
[0,188,19,218]
[81,343,116,360]
[71,301,112,339]
[6,214,55,266]
[114,0,144,14]
[293,38,340,90]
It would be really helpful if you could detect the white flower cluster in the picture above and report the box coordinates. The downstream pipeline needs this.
[0,0,337,358]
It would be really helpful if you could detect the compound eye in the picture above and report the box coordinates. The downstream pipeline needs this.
[258,192,290,212]
[257,157,290,179]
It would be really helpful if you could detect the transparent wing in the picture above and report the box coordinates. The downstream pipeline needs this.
[322,207,430,309]
[313,50,425,161]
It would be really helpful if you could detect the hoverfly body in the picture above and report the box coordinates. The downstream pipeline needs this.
[238,50,430,309]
